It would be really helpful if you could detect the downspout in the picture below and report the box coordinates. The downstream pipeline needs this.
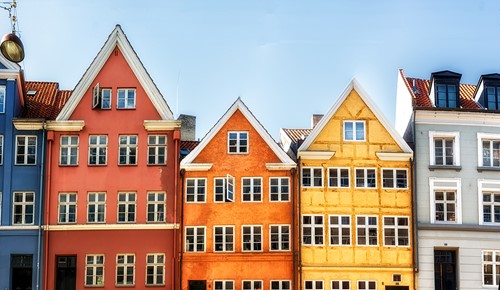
[43,130,54,290]
[297,157,302,290]
[172,130,180,290]
[35,120,45,290]
[411,110,419,290]
[179,168,186,290]
[290,167,296,290]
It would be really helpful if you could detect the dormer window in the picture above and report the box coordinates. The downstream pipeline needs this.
[476,74,500,110]
[431,71,461,109]
[485,86,500,110]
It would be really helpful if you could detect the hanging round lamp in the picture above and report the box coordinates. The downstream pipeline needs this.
[0,32,24,63]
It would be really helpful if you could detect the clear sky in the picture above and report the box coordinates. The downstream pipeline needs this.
[6,0,500,139]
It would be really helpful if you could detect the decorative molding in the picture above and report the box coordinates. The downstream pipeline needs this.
[0,226,40,230]
[180,163,213,171]
[44,223,179,231]
[265,163,296,170]
[297,151,335,160]
[376,152,413,161]
[416,110,500,127]
[144,120,181,131]
[12,119,44,130]
[45,120,85,131]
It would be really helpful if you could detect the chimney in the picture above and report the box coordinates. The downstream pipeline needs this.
[178,114,196,141]
[311,114,323,129]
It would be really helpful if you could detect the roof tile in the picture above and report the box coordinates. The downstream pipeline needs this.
[24,81,72,119]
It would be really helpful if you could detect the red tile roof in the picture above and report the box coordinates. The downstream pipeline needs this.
[282,128,312,143]
[24,81,72,119]
[180,140,200,151]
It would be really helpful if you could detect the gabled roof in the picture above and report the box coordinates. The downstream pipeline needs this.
[281,128,312,143]
[181,98,295,166]
[24,81,72,119]
[180,140,200,152]
[298,78,412,153]
[56,25,174,121]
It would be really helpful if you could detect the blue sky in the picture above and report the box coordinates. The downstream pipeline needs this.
[8,1,500,139]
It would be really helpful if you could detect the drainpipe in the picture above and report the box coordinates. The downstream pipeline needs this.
[290,167,297,290]
[179,168,186,290]
[297,157,302,290]
[35,120,45,290]
[43,130,54,290]
[172,130,180,290]
[411,110,419,290]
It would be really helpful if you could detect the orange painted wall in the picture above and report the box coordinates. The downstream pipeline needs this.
[182,109,295,289]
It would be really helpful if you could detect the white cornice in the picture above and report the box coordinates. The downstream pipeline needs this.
[44,223,179,231]
[265,163,296,170]
[46,120,85,131]
[144,120,181,131]
[180,163,213,171]
[416,110,500,127]
[297,151,336,160]
[376,152,413,161]
[13,119,44,130]
[0,226,40,230]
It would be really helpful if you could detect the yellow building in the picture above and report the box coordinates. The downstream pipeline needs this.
[294,80,415,290]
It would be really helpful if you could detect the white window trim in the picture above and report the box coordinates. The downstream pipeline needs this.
[213,225,235,253]
[343,120,366,141]
[12,191,35,225]
[477,179,500,226]
[100,88,112,109]
[116,253,135,286]
[357,280,377,290]
[185,178,207,203]
[327,167,350,188]
[87,192,106,224]
[145,253,165,286]
[304,280,324,290]
[330,280,350,290]
[241,177,263,203]
[85,254,105,287]
[59,135,79,166]
[269,177,290,202]
[269,224,291,252]
[117,192,136,223]
[354,168,377,189]
[118,135,138,165]
[381,168,408,189]
[58,192,77,224]
[116,88,136,109]
[301,167,324,188]
[302,214,324,246]
[88,135,108,166]
[242,280,264,290]
[477,132,500,167]
[355,215,378,246]
[214,280,235,290]
[429,177,462,224]
[270,280,292,290]
[241,224,263,252]
[227,131,249,154]
[382,216,410,247]
[147,135,167,165]
[15,135,37,165]
[185,226,206,253]
[429,131,460,166]
[482,250,500,287]
[328,214,351,246]
[146,192,166,223]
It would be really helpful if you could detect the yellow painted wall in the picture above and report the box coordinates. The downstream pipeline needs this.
[300,89,415,289]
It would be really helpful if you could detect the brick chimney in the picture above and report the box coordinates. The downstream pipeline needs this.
[311,114,323,128]
[178,114,196,141]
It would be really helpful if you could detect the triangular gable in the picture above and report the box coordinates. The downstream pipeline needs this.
[0,52,20,71]
[298,78,412,153]
[181,98,295,166]
[56,25,174,121]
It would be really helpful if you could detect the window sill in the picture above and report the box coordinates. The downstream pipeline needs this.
[118,164,138,167]
[428,165,461,171]
[59,164,79,167]
[477,166,500,172]
[84,285,104,288]
[145,284,166,287]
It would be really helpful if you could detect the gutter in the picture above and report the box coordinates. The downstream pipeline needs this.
[43,129,54,290]
[297,157,302,290]
[35,120,45,290]
[411,108,419,290]
[172,130,180,290]
[290,167,297,290]
[179,168,186,290]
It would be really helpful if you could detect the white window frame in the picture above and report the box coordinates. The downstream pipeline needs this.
[59,135,79,166]
[116,254,135,286]
[382,216,409,247]
[117,88,136,109]
[482,250,500,287]
[270,280,291,290]
[343,120,365,141]
[186,178,207,203]
[58,192,77,224]
[15,135,37,165]
[328,167,350,188]
[356,215,378,246]
[478,132,500,167]
[214,175,235,203]
[185,226,206,252]
[228,131,248,154]
[0,135,3,165]
[117,192,136,223]
[302,215,324,246]
[12,191,35,225]
[147,192,165,223]
[330,280,350,290]
[87,192,106,223]
[305,280,324,290]
[242,280,263,290]
[302,167,323,188]
[0,85,5,113]
[429,178,461,224]
[88,135,108,166]
[101,88,112,109]
[85,254,104,286]
[269,177,290,202]
[145,253,165,286]
[242,225,263,252]
[328,215,351,246]
[215,280,235,290]
[381,168,408,189]
[242,177,263,202]
[478,180,500,225]
[147,135,167,165]
[213,225,235,252]
[269,224,290,251]
[355,168,377,189]
[357,280,376,290]
[429,131,460,166]
[118,135,138,165]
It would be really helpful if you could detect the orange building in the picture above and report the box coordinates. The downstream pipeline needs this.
[42,26,181,290]
[180,98,297,290]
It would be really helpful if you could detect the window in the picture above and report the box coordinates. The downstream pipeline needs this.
[329,215,350,246]
[478,133,500,168]
[243,281,263,290]
[148,135,167,165]
[186,178,206,203]
[0,85,5,113]
[215,281,234,290]
[430,178,461,224]
[214,226,234,252]
[357,281,376,290]
[88,135,107,165]
[302,167,323,187]
[269,177,290,202]
[383,216,409,246]
[344,120,365,141]
[429,131,460,166]
[328,168,349,188]
[382,169,407,189]
[92,84,111,109]
[13,192,34,225]
[118,135,138,165]
[116,254,135,286]
[117,192,136,223]
[305,280,323,290]
[185,226,205,252]
[146,254,164,286]
[242,177,262,202]
[228,131,248,153]
[434,191,457,222]
[356,216,378,246]
[242,225,262,252]
[302,215,324,245]
[117,88,136,109]
[482,250,500,286]
[482,192,500,224]
[101,88,111,109]
[60,136,79,165]
[331,281,350,290]
[435,83,458,108]
[271,281,291,290]
[15,135,36,165]
[147,192,165,222]
[58,193,77,224]
[85,255,104,286]
[355,168,376,188]
[87,192,106,223]
[270,225,290,251]
[485,85,500,110]
[214,175,235,202]
[0,135,3,164]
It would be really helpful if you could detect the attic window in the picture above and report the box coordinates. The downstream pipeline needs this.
[92,83,112,110]
[27,90,37,96]
[431,71,461,109]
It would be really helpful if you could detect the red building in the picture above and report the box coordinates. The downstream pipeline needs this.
[43,25,180,290]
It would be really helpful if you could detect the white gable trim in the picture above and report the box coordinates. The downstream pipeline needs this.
[181,98,296,166]
[0,52,20,71]
[298,78,412,153]
[56,25,174,121]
